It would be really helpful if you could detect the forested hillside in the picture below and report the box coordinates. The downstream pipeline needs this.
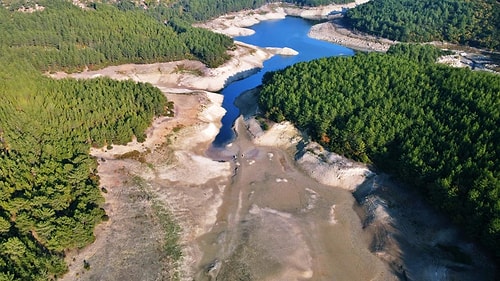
[0,0,356,71]
[345,0,500,51]
[0,0,234,70]
[0,60,171,279]
[0,0,231,279]
[259,44,500,260]
[154,0,353,21]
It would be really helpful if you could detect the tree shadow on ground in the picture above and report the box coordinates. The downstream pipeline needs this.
[352,174,496,281]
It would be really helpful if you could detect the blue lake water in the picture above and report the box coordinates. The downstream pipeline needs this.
[212,16,354,146]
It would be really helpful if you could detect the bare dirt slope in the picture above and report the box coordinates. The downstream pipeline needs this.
[50,41,274,92]
[233,89,495,281]
[60,4,495,281]
[195,118,394,281]
[61,90,234,281]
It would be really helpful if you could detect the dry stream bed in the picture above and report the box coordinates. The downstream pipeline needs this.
[59,4,495,281]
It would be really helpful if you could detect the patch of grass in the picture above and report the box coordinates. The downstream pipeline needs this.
[174,64,203,76]
[165,101,175,117]
[133,176,182,281]
[115,149,149,163]
[152,201,182,260]
[256,116,269,131]
[172,124,184,133]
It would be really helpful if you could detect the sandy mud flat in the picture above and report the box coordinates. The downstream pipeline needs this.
[195,115,392,280]
[230,89,495,281]
[58,3,495,281]
[308,19,395,52]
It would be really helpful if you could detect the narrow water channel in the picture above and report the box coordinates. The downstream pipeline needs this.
[195,16,395,281]
[212,16,354,146]
[200,16,495,281]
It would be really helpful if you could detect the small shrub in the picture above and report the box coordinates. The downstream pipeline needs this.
[83,260,90,270]
[172,125,184,133]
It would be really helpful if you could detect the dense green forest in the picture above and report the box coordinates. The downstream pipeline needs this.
[345,0,500,51]
[149,0,353,21]
[0,0,234,279]
[0,0,355,71]
[2,0,496,279]
[0,0,234,70]
[259,44,500,260]
[0,60,170,279]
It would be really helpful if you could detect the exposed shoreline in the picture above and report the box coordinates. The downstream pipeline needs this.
[194,1,391,53]
[57,7,290,280]
[59,3,495,281]
[234,84,496,281]
[59,4,390,279]
[51,40,274,93]
[308,18,395,52]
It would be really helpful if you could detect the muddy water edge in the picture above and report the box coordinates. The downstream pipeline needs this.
[196,117,392,280]
[193,84,496,280]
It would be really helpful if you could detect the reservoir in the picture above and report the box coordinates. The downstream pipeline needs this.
[198,15,494,281]
[212,16,354,146]
[197,17,392,281]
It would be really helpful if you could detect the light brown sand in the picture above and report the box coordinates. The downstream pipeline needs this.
[308,19,396,52]
[60,90,232,281]
[50,41,274,92]
[59,3,495,281]
[195,117,393,280]
[231,89,496,281]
